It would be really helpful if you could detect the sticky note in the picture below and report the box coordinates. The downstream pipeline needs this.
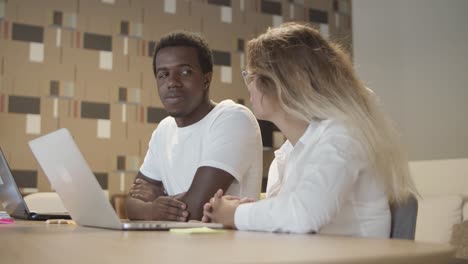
[170,227,226,234]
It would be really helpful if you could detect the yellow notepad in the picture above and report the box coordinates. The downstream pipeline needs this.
[169,227,226,234]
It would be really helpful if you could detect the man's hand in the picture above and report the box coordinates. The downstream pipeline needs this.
[151,194,189,222]
[129,177,164,202]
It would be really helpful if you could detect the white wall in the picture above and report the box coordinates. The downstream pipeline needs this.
[352,0,468,161]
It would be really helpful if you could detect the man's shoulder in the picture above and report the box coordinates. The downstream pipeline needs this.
[155,116,176,130]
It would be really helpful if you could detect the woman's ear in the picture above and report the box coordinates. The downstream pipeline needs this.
[203,72,213,90]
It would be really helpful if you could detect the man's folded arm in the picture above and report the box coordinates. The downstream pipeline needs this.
[125,171,166,220]
[181,166,234,221]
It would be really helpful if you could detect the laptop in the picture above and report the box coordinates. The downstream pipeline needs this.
[28,128,223,230]
[0,148,71,220]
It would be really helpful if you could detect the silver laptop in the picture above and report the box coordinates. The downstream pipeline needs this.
[28,128,223,230]
[0,148,70,221]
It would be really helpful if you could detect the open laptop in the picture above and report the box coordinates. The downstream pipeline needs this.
[28,128,223,230]
[0,147,71,220]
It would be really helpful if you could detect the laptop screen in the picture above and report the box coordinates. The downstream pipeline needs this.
[0,148,30,219]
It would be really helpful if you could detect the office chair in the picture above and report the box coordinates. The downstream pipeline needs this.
[390,194,418,240]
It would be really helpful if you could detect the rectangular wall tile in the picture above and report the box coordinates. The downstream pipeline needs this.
[11,170,37,188]
[94,172,108,189]
[26,114,41,134]
[81,101,110,119]
[97,119,111,138]
[147,107,167,123]
[83,32,112,51]
[261,0,282,15]
[208,0,231,6]
[50,80,59,96]
[8,95,40,114]
[12,23,44,43]
[29,42,44,62]
[99,51,113,70]
[117,156,126,170]
[309,8,328,24]
[120,21,129,35]
[221,6,232,23]
[220,66,232,83]
[164,0,176,14]
[118,87,127,102]
[53,11,63,26]
[212,50,231,66]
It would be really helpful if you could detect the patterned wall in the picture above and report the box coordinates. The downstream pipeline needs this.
[0,0,352,197]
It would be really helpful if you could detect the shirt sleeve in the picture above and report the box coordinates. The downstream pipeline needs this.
[234,135,366,233]
[139,128,163,181]
[199,107,261,183]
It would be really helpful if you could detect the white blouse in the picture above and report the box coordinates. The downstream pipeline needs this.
[234,119,391,237]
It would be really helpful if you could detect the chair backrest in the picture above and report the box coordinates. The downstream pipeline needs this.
[390,194,418,240]
[24,192,67,213]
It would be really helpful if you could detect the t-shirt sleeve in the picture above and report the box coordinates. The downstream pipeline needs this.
[139,128,163,181]
[199,108,261,183]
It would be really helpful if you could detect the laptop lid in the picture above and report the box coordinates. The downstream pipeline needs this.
[0,148,32,219]
[29,128,122,229]
[0,148,71,220]
[29,128,223,230]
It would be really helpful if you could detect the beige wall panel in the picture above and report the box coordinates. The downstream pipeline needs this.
[42,64,76,89]
[123,103,140,124]
[2,40,30,67]
[41,97,73,120]
[245,12,273,36]
[1,114,38,169]
[43,28,62,65]
[109,118,126,141]
[42,0,79,13]
[62,47,96,71]
[2,0,18,21]
[40,112,59,134]
[16,2,48,25]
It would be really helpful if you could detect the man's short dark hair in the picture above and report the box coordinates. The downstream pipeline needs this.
[152,31,213,76]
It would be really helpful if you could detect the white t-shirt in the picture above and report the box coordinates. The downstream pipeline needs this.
[235,119,391,237]
[140,100,263,199]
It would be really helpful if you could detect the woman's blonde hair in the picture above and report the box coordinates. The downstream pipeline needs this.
[247,22,417,203]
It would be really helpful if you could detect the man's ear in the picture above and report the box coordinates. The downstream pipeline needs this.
[203,72,212,90]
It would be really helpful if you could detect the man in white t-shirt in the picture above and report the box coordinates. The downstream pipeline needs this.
[125,31,263,221]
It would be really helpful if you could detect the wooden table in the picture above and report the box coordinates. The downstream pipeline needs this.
[0,221,454,264]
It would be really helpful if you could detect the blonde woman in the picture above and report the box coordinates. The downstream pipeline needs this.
[201,22,417,237]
